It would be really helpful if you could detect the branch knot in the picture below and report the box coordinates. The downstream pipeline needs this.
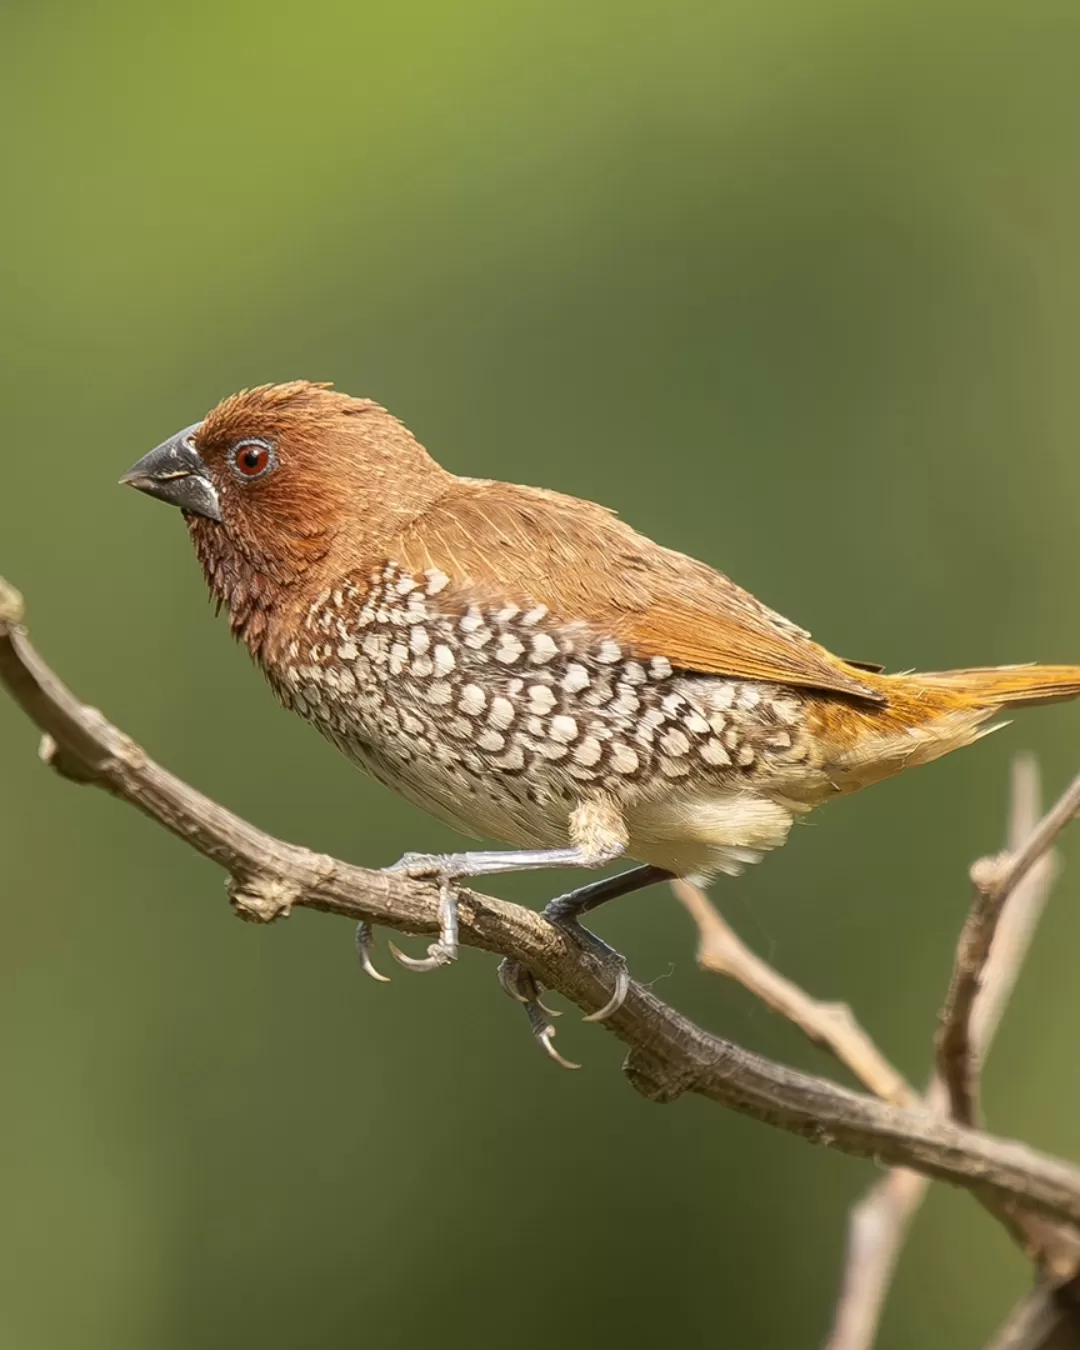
[228,874,302,923]
[622,1047,696,1103]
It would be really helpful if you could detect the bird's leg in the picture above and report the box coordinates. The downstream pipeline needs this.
[498,864,673,1060]
[385,845,623,881]
[500,864,670,1007]
[381,842,626,975]
[542,862,674,928]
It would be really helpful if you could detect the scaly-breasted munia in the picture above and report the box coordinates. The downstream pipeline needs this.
[122,381,1080,1061]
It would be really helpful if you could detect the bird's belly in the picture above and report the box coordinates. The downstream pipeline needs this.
[342,735,575,851]
[276,670,574,849]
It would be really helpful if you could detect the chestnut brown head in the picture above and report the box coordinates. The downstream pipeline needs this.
[121,381,452,591]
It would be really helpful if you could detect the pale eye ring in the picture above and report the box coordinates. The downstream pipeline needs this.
[230,438,276,480]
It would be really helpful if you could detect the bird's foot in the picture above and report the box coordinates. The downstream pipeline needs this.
[497,892,632,1068]
[542,894,631,1024]
[496,958,580,1070]
[375,845,610,976]
[360,854,466,974]
[363,855,647,1062]
[386,873,460,972]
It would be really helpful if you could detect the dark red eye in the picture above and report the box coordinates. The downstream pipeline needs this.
[232,440,274,479]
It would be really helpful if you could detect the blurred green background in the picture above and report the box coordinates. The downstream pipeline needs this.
[2,1,1080,1346]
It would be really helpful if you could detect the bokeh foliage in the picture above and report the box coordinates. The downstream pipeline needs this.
[3,2,1080,1345]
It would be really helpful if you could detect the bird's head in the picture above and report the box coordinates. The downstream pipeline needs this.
[121,381,452,641]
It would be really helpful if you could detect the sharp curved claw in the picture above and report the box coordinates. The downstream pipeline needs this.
[542,912,630,1024]
[521,1000,580,1069]
[388,940,457,973]
[536,1025,581,1070]
[582,964,630,1023]
[355,922,391,983]
[497,957,533,1003]
[496,958,563,1014]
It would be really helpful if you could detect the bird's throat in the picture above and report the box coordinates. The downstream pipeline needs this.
[185,514,294,659]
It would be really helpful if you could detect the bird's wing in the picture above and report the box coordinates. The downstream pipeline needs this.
[395,481,885,704]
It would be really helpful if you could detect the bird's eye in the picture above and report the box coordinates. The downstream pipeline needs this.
[231,439,275,480]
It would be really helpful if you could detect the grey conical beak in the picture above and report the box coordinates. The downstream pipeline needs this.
[120,423,222,522]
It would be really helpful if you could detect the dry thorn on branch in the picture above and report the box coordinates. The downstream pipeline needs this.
[6,577,1080,1281]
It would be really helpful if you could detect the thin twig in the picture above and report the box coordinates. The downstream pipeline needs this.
[5,580,1080,1229]
[828,1167,930,1350]
[968,758,1065,1056]
[937,769,1080,1128]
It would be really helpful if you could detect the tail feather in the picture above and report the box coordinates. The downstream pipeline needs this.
[799,661,1080,799]
[807,661,1080,799]
[910,664,1080,709]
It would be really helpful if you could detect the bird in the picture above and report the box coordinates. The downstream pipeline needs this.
[121,380,1080,1063]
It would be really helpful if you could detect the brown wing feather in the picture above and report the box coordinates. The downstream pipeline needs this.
[395,479,884,704]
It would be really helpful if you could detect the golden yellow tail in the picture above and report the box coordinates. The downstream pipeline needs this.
[807,661,1080,798]
[911,664,1080,709]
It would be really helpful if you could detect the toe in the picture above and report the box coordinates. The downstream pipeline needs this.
[388,939,457,972]
[497,959,564,1016]
[497,957,536,1004]
[522,1000,581,1070]
[582,964,630,1022]
[355,922,392,983]
[385,851,448,880]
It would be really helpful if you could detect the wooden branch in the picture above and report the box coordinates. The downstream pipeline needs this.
[6,575,1080,1231]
